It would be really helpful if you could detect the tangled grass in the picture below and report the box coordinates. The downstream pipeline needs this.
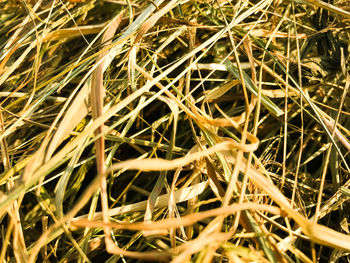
[1,0,350,262]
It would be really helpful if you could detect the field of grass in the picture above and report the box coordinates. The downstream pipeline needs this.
[1,0,350,262]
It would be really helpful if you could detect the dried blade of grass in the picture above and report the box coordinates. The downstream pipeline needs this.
[15,81,91,216]
[89,10,125,255]
[235,35,258,225]
[42,24,106,42]
[105,135,187,153]
[262,89,298,98]
[72,181,208,222]
[0,42,21,77]
[45,83,89,159]
[319,113,350,152]
[180,26,203,243]
[189,63,253,71]
[296,0,350,18]
[201,130,233,183]
[105,140,246,173]
[224,59,284,117]
[205,80,239,101]
[128,45,137,93]
[90,10,124,173]
[204,158,226,197]
[0,113,10,171]
[0,91,66,102]
[71,203,282,231]
[246,29,307,39]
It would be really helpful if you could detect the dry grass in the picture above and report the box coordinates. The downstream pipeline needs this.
[1,0,350,262]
